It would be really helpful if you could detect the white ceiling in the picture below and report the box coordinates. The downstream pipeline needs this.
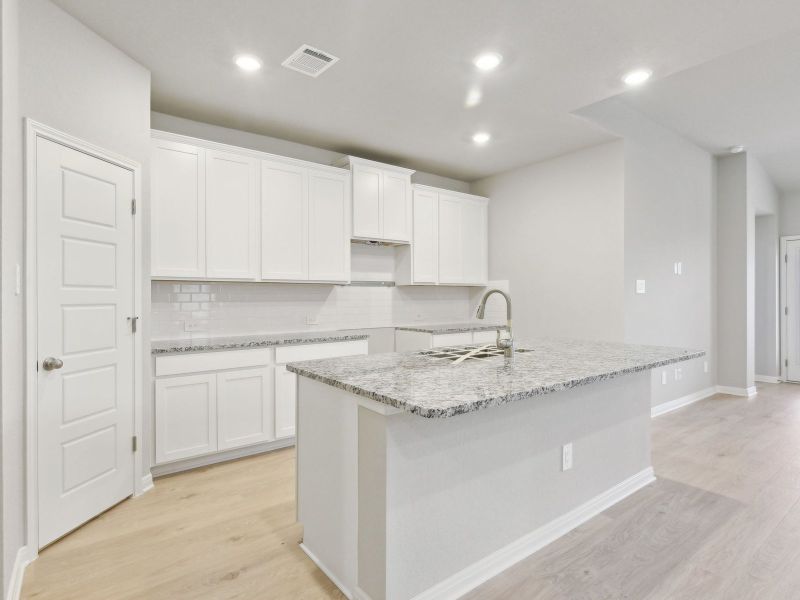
[53,0,800,181]
[617,31,800,192]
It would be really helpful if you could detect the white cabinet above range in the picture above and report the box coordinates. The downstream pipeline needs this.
[150,131,350,283]
[336,156,414,244]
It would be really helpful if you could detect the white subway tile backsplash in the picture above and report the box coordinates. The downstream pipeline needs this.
[150,281,503,340]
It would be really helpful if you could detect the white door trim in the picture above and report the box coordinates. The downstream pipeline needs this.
[24,119,146,561]
[779,235,800,381]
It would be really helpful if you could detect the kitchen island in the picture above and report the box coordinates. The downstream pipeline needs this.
[287,339,703,600]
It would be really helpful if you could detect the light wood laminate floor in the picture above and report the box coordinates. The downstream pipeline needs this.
[22,383,800,599]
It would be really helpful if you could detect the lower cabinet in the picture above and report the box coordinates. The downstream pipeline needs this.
[155,373,218,464]
[153,339,368,468]
[274,365,297,439]
[218,367,274,450]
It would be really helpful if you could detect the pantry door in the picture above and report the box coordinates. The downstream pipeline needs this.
[35,134,136,547]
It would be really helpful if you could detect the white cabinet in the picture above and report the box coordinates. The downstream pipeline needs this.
[153,340,368,471]
[397,186,488,286]
[151,138,206,278]
[274,365,297,439]
[261,160,350,283]
[261,160,308,280]
[155,373,217,463]
[308,168,350,282]
[340,156,414,243]
[395,329,503,352]
[205,149,259,279]
[217,367,274,450]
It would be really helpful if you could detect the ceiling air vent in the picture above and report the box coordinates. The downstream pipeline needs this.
[282,44,339,77]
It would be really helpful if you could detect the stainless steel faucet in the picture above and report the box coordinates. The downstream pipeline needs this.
[476,289,514,358]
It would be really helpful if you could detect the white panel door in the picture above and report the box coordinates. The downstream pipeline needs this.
[461,198,488,285]
[308,168,349,282]
[155,373,217,463]
[438,194,463,284]
[787,239,800,381]
[412,188,438,283]
[36,136,135,547]
[275,365,298,439]
[382,171,410,242]
[205,150,258,279]
[151,139,205,277]
[217,367,275,450]
[261,160,308,280]
[352,163,382,239]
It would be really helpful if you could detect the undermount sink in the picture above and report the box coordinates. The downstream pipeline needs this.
[418,344,533,363]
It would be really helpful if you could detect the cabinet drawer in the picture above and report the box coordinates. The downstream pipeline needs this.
[431,332,473,347]
[155,348,274,377]
[275,340,368,364]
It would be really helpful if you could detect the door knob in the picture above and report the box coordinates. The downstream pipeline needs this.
[42,357,64,371]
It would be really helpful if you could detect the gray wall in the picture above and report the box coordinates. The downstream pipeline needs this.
[471,141,626,342]
[577,98,717,408]
[780,192,800,236]
[755,215,780,377]
[151,112,471,194]
[2,0,151,591]
[716,154,752,390]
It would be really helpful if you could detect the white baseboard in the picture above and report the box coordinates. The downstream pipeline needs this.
[151,438,294,477]
[755,374,782,384]
[409,467,656,600]
[137,472,154,496]
[716,385,758,398]
[299,543,367,600]
[6,546,31,600]
[651,386,717,418]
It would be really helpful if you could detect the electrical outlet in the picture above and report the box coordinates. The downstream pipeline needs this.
[636,279,646,294]
[562,443,573,471]
[677,261,683,275]
[184,319,204,332]
[704,361,709,373]
[306,315,320,326]
[661,371,667,385]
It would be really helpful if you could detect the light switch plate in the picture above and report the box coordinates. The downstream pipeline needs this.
[661,371,667,385]
[562,443,573,471]
[636,279,646,294]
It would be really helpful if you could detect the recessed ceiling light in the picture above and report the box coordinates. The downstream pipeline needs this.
[465,88,482,108]
[472,132,491,145]
[234,54,262,72]
[474,52,502,71]
[622,68,652,86]
[729,145,745,154]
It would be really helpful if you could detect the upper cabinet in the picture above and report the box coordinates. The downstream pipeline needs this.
[396,185,488,287]
[338,156,414,243]
[151,139,206,278]
[261,160,350,283]
[151,131,349,284]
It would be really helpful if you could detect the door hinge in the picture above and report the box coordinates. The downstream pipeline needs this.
[132,436,138,452]
[127,316,139,333]
[786,253,789,263]
[786,307,789,316]
[131,198,136,215]
[786,358,789,367]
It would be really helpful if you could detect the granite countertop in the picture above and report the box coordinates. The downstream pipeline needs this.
[396,322,508,334]
[286,338,705,418]
[151,331,369,355]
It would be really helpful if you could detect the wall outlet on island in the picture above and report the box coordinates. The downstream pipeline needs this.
[661,371,667,385]
[562,443,573,471]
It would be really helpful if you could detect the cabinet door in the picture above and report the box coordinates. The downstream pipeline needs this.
[382,171,411,242]
[274,365,297,439]
[412,188,438,283]
[217,367,275,450]
[155,374,217,464]
[261,160,308,280]
[151,139,206,278]
[308,169,349,282]
[461,198,488,285]
[438,194,463,284]
[205,150,258,279]
[352,163,382,239]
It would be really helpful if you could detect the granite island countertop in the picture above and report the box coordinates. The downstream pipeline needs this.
[286,338,704,418]
[151,331,369,355]
[395,322,508,334]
